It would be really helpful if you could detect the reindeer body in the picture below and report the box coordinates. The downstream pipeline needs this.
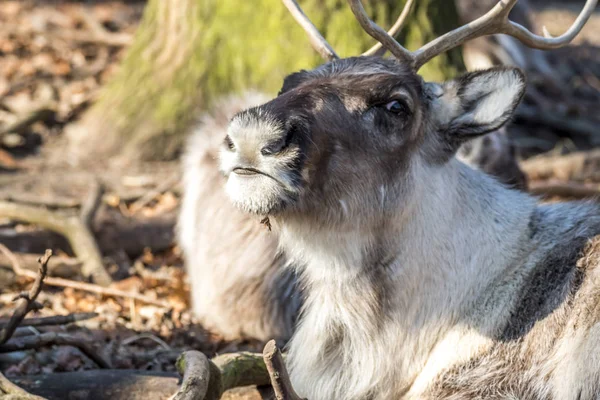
[181,0,597,396]
[218,56,600,399]
[179,93,524,343]
[283,159,600,399]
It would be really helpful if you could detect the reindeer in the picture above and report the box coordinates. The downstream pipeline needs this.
[178,1,534,344]
[216,0,600,398]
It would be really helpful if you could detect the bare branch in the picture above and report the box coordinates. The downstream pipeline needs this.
[0,200,112,286]
[281,0,339,61]
[0,332,112,369]
[263,340,305,400]
[0,252,81,279]
[0,313,98,329]
[361,0,415,57]
[0,243,168,307]
[212,351,270,391]
[171,351,214,400]
[0,371,47,400]
[0,249,51,345]
[80,179,104,228]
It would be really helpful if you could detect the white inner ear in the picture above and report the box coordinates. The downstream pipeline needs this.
[454,69,524,127]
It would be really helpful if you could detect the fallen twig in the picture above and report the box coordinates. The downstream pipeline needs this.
[0,200,112,286]
[0,331,112,369]
[0,251,81,279]
[12,370,183,400]
[212,351,270,391]
[0,244,168,307]
[263,340,304,400]
[0,250,51,345]
[0,211,176,259]
[0,371,46,400]
[41,276,170,307]
[172,351,213,400]
[0,312,98,329]
[170,350,272,400]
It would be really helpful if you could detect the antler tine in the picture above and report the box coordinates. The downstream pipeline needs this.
[412,0,597,70]
[505,0,597,49]
[362,0,415,57]
[347,0,414,62]
[281,0,339,61]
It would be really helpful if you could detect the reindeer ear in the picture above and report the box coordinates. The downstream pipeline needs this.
[439,67,526,143]
[278,70,311,96]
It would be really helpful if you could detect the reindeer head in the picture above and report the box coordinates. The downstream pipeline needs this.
[219,0,595,223]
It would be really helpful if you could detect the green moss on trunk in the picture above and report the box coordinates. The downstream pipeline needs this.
[68,0,465,163]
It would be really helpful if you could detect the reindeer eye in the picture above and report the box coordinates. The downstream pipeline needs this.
[384,100,408,114]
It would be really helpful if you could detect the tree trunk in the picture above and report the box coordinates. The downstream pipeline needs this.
[66,0,465,164]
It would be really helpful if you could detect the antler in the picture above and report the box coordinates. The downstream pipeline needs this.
[411,0,597,69]
[347,0,414,61]
[360,0,415,57]
[281,0,339,61]
[347,0,597,70]
[281,0,415,61]
[284,0,597,71]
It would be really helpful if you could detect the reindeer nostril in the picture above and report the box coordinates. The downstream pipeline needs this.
[224,135,235,151]
[261,127,297,156]
[261,140,285,156]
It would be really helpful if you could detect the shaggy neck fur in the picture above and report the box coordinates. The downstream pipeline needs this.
[277,158,536,400]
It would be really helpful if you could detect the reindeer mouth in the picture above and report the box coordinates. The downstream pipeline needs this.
[233,167,290,188]
[225,165,299,215]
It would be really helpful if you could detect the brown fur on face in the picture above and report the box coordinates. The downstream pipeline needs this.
[221,58,428,225]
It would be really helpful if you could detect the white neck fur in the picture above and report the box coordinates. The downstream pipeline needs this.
[277,158,536,400]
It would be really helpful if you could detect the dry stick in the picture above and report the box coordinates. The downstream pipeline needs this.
[0,250,51,345]
[263,340,305,400]
[0,332,112,369]
[0,252,81,279]
[212,351,271,391]
[40,276,169,307]
[0,199,112,286]
[0,371,46,400]
[0,312,98,329]
[171,351,212,400]
[170,351,271,400]
[0,244,168,308]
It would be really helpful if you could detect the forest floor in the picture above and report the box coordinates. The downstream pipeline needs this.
[0,0,264,387]
[0,1,598,399]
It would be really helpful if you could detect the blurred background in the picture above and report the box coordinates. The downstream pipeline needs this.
[0,0,597,398]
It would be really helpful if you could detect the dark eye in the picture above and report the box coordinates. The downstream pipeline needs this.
[384,100,408,114]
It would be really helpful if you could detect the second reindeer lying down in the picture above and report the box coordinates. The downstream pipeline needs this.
[218,0,600,399]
